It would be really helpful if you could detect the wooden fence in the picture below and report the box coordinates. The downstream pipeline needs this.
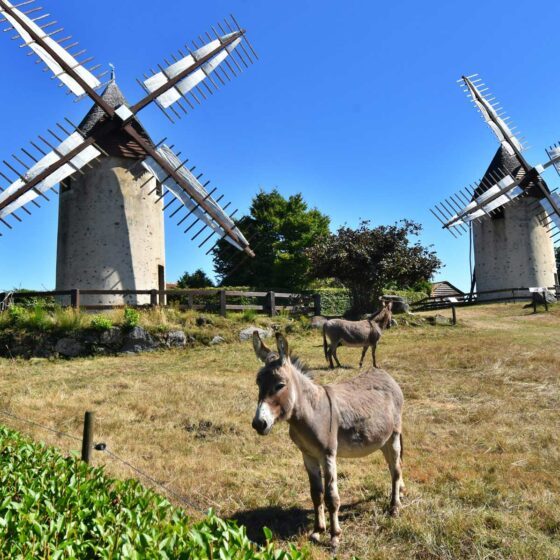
[1,288,323,317]
[412,286,560,312]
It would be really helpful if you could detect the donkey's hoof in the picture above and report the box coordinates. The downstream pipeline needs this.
[329,536,340,552]
[389,505,400,517]
[309,531,322,544]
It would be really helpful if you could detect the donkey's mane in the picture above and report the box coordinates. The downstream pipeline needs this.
[291,355,313,379]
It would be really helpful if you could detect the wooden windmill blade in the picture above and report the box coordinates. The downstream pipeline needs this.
[0,0,106,97]
[0,125,104,223]
[460,75,527,160]
[141,144,253,256]
[134,16,256,118]
[432,74,560,237]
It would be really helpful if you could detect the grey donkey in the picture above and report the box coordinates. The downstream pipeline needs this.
[252,331,405,550]
[323,301,393,369]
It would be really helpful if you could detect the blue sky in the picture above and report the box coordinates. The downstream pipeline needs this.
[2,0,560,291]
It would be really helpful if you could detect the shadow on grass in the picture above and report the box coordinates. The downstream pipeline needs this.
[230,499,374,544]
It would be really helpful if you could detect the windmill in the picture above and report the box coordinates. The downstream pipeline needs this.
[431,75,560,299]
[0,0,257,306]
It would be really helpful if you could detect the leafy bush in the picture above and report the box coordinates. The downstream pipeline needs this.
[90,315,113,331]
[7,304,26,325]
[0,425,307,559]
[242,309,258,322]
[123,308,140,329]
[314,288,352,316]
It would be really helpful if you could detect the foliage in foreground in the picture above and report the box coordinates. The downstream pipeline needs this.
[0,425,307,559]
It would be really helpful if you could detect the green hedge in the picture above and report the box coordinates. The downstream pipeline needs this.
[0,425,307,559]
[313,288,352,316]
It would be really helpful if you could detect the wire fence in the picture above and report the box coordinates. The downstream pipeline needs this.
[0,408,210,515]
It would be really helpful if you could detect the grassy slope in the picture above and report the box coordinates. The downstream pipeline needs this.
[0,303,559,559]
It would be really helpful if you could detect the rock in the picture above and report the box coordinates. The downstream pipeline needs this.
[121,326,156,353]
[196,316,213,327]
[381,295,409,314]
[239,326,272,342]
[99,327,123,347]
[426,314,452,326]
[55,337,85,358]
[310,316,327,329]
[167,330,187,347]
[533,290,557,305]
[210,335,225,345]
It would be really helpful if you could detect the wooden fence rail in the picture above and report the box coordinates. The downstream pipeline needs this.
[412,285,560,312]
[0,288,323,317]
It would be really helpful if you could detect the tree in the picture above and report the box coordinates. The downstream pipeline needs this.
[308,220,441,313]
[177,269,214,289]
[213,189,330,290]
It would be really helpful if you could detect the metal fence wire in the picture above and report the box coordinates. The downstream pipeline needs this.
[0,408,209,515]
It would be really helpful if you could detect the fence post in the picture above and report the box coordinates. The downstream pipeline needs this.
[150,289,158,307]
[451,304,457,325]
[70,289,80,309]
[219,290,227,317]
[267,291,276,317]
[187,292,194,310]
[81,411,94,464]
[158,265,166,306]
[313,293,322,316]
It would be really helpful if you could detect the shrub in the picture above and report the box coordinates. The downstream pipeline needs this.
[241,309,258,322]
[0,425,307,559]
[25,304,51,331]
[90,315,113,331]
[53,307,85,332]
[123,308,140,329]
[7,304,26,325]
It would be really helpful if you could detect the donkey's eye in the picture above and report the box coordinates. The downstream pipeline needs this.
[274,382,286,392]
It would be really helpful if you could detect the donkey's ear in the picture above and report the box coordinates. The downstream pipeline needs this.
[252,331,272,363]
[276,332,289,362]
[386,301,393,311]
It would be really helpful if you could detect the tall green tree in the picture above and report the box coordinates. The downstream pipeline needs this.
[177,269,214,289]
[308,220,441,313]
[213,189,330,290]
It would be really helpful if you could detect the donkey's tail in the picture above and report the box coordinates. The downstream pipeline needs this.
[323,323,329,363]
[399,432,404,463]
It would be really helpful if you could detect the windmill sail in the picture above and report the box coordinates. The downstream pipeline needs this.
[0,0,102,97]
[461,75,525,157]
[141,145,251,253]
[0,132,101,220]
[139,27,251,113]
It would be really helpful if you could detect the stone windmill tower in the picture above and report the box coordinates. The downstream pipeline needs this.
[56,78,165,306]
[0,2,257,305]
[432,75,560,298]
[472,146,557,297]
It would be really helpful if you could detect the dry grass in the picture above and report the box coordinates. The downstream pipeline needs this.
[0,303,559,559]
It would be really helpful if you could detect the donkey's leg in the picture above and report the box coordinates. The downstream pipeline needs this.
[359,346,368,367]
[322,453,341,549]
[303,453,325,542]
[332,344,342,368]
[381,432,404,516]
[371,343,378,368]
[327,344,335,369]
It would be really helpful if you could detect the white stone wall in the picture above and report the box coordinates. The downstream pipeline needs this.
[473,197,557,300]
[56,156,165,306]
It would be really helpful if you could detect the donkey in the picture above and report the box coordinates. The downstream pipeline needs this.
[252,331,404,550]
[323,301,393,369]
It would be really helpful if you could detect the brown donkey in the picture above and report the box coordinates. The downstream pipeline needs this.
[323,301,393,369]
[252,332,404,550]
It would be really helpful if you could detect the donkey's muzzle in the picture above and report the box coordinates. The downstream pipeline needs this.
[252,417,268,435]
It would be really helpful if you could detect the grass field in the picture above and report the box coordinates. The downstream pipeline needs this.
[0,303,559,559]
